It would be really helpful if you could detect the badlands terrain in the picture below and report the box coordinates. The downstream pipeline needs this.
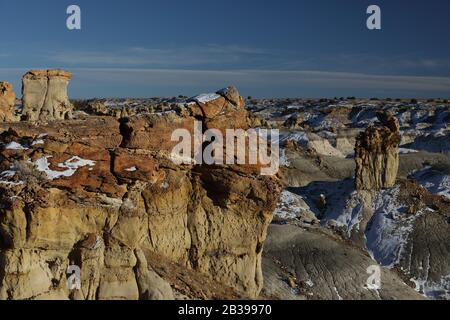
[0,70,449,300]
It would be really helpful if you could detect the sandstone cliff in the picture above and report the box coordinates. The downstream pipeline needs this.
[355,113,401,190]
[0,82,16,122]
[22,69,74,122]
[0,86,281,300]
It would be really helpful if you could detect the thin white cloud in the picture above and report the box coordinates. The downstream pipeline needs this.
[1,68,450,97]
[50,45,271,67]
[67,68,450,91]
[399,58,450,68]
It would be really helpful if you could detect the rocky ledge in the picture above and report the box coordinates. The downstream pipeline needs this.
[0,84,281,300]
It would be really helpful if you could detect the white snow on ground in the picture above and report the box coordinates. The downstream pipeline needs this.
[152,110,176,116]
[280,131,345,158]
[333,287,343,300]
[34,156,96,180]
[279,132,309,146]
[433,107,448,130]
[32,133,48,146]
[324,190,366,236]
[305,279,315,288]
[411,274,450,300]
[365,186,420,268]
[169,153,197,165]
[274,190,313,220]
[125,166,137,172]
[216,87,233,96]
[104,101,126,108]
[279,148,290,167]
[0,180,24,186]
[313,179,366,236]
[285,105,304,111]
[31,139,45,146]
[190,93,221,104]
[0,167,24,186]
[0,170,16,179]
[411,167,450,200]
[318,131,337,140]
[433,128,447,138]
[4,141,28,150]
[399,148,418,154]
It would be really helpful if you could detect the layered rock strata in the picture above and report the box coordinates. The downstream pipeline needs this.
[0,87,281,300]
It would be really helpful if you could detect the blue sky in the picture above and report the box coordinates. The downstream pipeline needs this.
[1,0,450,98]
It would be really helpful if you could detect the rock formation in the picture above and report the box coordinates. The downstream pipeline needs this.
[0,82,16,122]
[0,86,281,300]
[355,112,401,190]
[22,69,74,121]
[283,114,303,129]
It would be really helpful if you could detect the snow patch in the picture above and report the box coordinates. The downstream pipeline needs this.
[4,141,28,150]
[160,181,170,189]
[315,180,367,236]
[399,148,418,154]
[190,93,221,104]
[169,153,197,165]
[411,167,450,200]
[279,148,290,167]
[0,167,24,186]
[333,287,343,300]
[31,139,45,146]
[274,190,313,220]
[411,274,450,300]
[34,156,96,180]
[365,187,419,268]
[280,131,344,158]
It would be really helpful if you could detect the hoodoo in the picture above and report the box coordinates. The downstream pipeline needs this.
[21,69,74,121]
[355,112,401,191]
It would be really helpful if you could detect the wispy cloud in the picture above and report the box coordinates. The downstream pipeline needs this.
[49,45,272,68]
[69,68,450,90]
[2,68,449,98]
[270,54,450,73]
[399,58,450,68]
[68,68,450,98]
